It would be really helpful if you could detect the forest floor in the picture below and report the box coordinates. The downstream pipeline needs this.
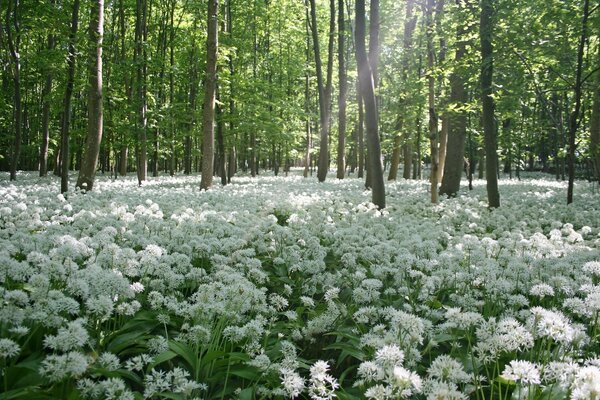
[1,171,599,399]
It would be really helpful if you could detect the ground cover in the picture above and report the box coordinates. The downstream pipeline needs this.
[1,172,599,399]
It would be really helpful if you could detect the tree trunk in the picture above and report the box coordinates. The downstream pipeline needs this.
[76,0,104,191]
[135,0,148,185]
[356,0,385,208]
[216,85,226,185]
[5,0,21,181]
[336,0,346,179]
[425,0,439,203]
[309,0,335,182]
[388,0,416,181]
[200,0,218,190]
[39,19,55,177]
[439,0,469,197]
[60,0,80,193]
[480,0,500,208]
[357,90,365,178]
[567,0,589,204]
[591,47,600,182]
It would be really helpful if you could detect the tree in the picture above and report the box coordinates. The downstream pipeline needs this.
[76,0,104,191]
[135,0,148,185]
[388,0,416,181]
[480,0,499,208]
[356,0,385,208]
[308,0,335,182]
[60,0,80,194]
[566,0,590,204]
[3,0,22,181]
[591,46,600,182]
[425,0,439,203]
[439,0,471,197]
[336,0,346,179]
[39,1,56,177]
[200,0,219,190]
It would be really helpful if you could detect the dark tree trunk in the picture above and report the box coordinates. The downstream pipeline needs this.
[336,0,347,179]
[356,0,385,208]
[39,18,55,177]
[425,0,439,203]
[480,0,499,207]
[200,0,218,190]
[591,47,600,182]
[76,0,104,191]
[439,0,469,197]
[388,0,416,181]
[60,0,80,193]
[5,0,21,181]
[567,0,589,204]
[357,90,365,178]
[135,0,148,185]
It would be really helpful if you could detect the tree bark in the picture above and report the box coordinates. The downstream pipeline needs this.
[480,0,500,208]
[200,0,219,190]
[309,0,335,182]
[60,0,80,193]
[135,0,148,185]
[439,0,469,197]
[388,0,416,181]
[39,15,55,177]
[567,0,589,204]
[336,0,346,179]
[591,46,600,182]
[76,0,104,191]
[5,0,21,181]
[425,0,439,203]
[356,0,385,209]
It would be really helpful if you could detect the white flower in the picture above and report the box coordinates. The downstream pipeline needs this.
[375,345,404,368]
[501,360,541,385]
[570,366,600,400]
[530,283,555,298]
[280,368,305,398]
[40,351,89,382]
[427,355,471,383]
[0,338,20,359]
[583,262,600,276]
[393,366,422,395]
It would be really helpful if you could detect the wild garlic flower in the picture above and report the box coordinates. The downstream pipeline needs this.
[280,367,305,398]
[501,360,541,385]
[427,355,471,384]
[0,338,20,359]
[308,360,339,400]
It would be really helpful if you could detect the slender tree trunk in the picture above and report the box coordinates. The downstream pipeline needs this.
[59,0,80,193]
[425,0,439,203]
[439,0,469,197]
[357,90,365,178]
[39,12,55,177]
[480,0,499,207]
[567,0,589,204]
[356,0,384,208]
[5,0,21,181]
[304,9,312,179]
[216,85,226,185]
[591,47,600,182]
[135,0,148,185]
[388,0,416,181]
[200,0,219,190]
[309,0,335,182]
[336,0,346,179]
[76,0,104,191]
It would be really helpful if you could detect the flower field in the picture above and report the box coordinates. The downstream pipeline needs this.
[1,172,599,399]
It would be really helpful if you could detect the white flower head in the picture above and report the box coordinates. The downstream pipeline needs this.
[501,360,541,385]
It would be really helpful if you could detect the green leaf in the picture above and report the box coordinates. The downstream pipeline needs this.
[169,341,198,373]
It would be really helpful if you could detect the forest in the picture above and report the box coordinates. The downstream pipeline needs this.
[1,0,600,399]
